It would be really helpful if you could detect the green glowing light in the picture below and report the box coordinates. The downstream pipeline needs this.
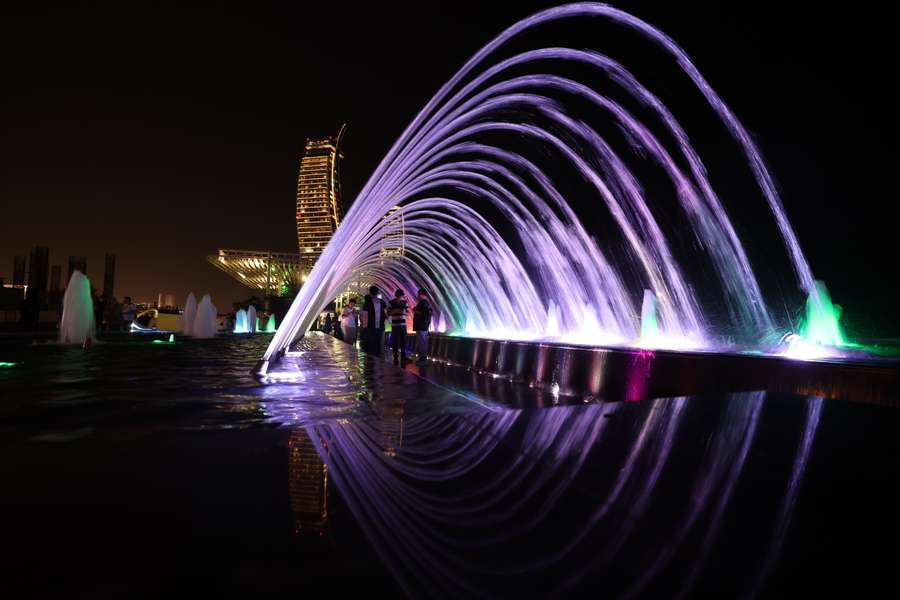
[639,289,659,341]
[800,280,845,346]
[151,334,176,344]
[0,362,17,368]
[265,315,277,333]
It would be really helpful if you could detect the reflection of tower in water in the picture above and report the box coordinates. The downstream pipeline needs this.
[374,400,405,458]
[287,428,328,532]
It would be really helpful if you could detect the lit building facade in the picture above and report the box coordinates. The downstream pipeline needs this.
[379,205,405,259]
[209,249,304,297]
[209,126,347,294]
[334,205,406,310]
[296,126,346,271]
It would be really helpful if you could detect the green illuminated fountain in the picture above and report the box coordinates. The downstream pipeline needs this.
[800,281,845,347]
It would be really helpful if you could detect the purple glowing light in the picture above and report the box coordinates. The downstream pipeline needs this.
[262,3,831,369]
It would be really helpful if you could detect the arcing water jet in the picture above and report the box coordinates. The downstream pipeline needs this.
[259,4,860,371]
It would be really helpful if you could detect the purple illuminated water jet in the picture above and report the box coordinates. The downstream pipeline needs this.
[260,3,847,372]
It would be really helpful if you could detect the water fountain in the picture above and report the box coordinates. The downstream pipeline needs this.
[59,270,95,346]
[264,314,276,333]
[182,293,197,336]
[247,305,257,334]
[234,308,249,334]
[192,294,218,339]
[639,289,659,346]
[256,3,891,392]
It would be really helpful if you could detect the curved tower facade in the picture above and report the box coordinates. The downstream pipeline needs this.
[296,125,346,273]
[209,125,346,295]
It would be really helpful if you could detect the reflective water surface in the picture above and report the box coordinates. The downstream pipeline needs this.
[2,333,900,597]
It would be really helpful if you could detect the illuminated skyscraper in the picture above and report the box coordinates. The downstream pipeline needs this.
[209,125,347,293]
[379,205,405,259]
[335,206,405,309]
[296,125,346,272]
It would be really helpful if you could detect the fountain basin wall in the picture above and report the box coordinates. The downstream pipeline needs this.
[426,334,900,406]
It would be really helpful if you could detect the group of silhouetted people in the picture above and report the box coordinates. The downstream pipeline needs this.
[19,291,136,333]
[321,285,433,365]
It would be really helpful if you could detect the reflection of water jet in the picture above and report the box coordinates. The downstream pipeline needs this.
[301,387,822,597]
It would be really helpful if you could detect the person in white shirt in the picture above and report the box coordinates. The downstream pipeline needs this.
[340,298,359,345]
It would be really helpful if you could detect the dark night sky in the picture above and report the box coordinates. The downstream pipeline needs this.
[2,1,898,335]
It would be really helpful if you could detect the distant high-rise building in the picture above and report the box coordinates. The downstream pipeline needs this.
[48,265,62,307]
[13,256,26,287]
[209,125,347,293]
[68,256,87,282]
[156,293,176,309]
[296,125,346,272]
[50,266,61,293]
[103,253,116,299]
[27,246,50,305]
[379,206,406,259]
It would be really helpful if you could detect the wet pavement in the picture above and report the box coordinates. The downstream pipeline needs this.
[3,332,900,597]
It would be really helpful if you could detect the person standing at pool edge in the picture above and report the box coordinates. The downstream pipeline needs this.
[341,298,358,345]
[363,287,387,356]
[359,294,370,352]
[413,288,432,363]
[388,289,409,364]
[121,296,136,332]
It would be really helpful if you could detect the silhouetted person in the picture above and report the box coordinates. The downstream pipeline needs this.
[105,297,121,332]
[413,288,432,363]
[333,312,343,340]
[94,294,107,333]
[363,286,387,356]
[322,313,333,334]
[121,296,136,332]
[359,294,371,351]
[388,288,409,364]
[20,293,40,332]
